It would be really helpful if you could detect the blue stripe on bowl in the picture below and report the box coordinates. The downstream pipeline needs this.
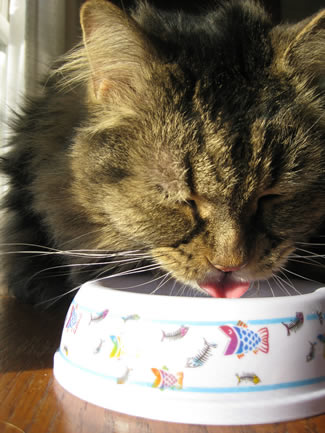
[58,349,325,394]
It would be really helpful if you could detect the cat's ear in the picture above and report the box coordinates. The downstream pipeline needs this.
[80,0,154,102]
[281,10,325,88]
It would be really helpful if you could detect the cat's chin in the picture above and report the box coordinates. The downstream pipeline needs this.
[198,277,250,298]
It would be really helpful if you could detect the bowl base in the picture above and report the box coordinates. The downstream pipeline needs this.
[54,350,325,425]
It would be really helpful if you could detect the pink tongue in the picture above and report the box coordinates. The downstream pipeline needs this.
[199,281,250,298]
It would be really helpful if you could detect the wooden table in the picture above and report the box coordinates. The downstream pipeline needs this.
[0,295,324,433]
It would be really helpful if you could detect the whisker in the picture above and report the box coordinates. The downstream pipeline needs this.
[288,257,324,268]
[36,264,172,307]
[59,228,112,248]
[94,264,164,283]
[113,272,171,291]
[0,243,150,259]
[266,278,275,297]
[26,256,152,283]
[280,266,322,285]
[246,280,260,297]
[296,242,325,247]
[169,278,178,296]
[35,284,82,308]
[187,285,202,297]
[65,250,150,258]
[187,285,197,297]
[183,284,193,297]
[177,283,190,297]
[89,252,165,281]
[271,275,288,296]
[295,247,325,258]
[291,252,325,261]
[150,272,173,295]
[277,269,301,295]
[275,272,302,295]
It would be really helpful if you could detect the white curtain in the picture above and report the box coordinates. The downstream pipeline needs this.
[24,0,82,98]
[0,1,10,137]
[5,0,26,118]
[3,0,81,125]
[24,0,67,97]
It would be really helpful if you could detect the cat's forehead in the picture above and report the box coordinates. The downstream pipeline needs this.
[159,86,315,202]
[135,0,272,83]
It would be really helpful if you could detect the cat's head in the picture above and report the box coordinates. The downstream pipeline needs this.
[63,0,325,297]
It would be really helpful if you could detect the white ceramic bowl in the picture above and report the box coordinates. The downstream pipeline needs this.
[54,275,325,425]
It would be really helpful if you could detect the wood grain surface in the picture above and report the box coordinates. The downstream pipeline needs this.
[0,296,324,433]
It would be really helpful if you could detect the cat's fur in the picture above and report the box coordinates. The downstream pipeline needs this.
[1,0,325,303]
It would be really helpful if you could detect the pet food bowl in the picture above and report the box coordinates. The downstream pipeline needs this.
[53,275,325,425]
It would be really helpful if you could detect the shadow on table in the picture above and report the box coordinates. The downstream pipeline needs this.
[0,296,69,372]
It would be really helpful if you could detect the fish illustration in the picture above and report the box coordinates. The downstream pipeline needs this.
[89,309,109,324]
[151,367,184,390]
[282,312,304,336]
[109,336,123,359]
[94,339,104,354]
[161,325,189,342]
[317,333,325,358]
[186,339,217,367]
[65,304,81,334]
[219,321,269,358]
[236,373,261,385]
[122,314,140,323]
[316,311,324,326]
[306,341,317,362]
[117,367,132,384]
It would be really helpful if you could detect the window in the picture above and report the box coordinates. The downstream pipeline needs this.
[0,0,26,145]
[0,0,10,142]
[0,1,82,146]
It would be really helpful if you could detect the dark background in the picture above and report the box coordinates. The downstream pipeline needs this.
[107,0,324,23]
[72,0,324,45]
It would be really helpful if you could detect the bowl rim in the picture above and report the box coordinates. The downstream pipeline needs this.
[81,278,325,306]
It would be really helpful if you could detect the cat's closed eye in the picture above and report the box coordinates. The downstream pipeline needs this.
[185,199,197,209]
[257,191,282,208]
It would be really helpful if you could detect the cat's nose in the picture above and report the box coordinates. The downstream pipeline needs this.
[213,263,246,273]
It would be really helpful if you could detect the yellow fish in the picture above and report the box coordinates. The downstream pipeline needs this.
[109,336,122,358]
[236,373,261,385]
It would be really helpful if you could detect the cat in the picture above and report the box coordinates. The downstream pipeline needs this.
[1,0,325,304]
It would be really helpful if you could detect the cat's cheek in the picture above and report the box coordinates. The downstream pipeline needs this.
[150,246,207,282]
[246,243,296,281]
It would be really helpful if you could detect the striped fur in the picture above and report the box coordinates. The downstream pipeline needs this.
[1,0,325,303]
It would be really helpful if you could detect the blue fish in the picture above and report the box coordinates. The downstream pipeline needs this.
[318,333,325,358]
[219,321,269,358]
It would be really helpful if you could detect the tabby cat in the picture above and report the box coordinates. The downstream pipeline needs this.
[1,0,325,304]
